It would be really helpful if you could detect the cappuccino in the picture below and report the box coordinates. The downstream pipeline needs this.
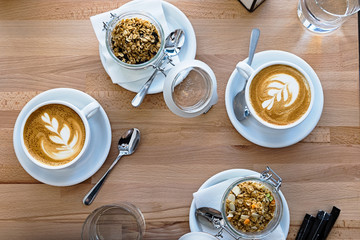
[23,104,86,166]
[249,64,312,126]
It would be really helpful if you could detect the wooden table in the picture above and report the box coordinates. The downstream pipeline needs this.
[0,0,359,239]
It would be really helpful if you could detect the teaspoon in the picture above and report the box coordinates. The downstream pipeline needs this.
[164,29,185,58]
[83,128,140,205]
[131,29,185,107]
[233,28,260,121]
[196,207,241,240]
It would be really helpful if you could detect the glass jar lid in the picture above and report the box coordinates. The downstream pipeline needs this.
[163,60,218,118]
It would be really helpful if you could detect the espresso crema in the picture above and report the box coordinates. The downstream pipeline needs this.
[249,64,311,126]
[23,104,86,166]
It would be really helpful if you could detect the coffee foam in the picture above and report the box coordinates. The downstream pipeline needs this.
[261,73,300,110]
[23,104,86,166]
[249,65,311,126]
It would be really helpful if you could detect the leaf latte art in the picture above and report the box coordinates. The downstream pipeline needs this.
[249,65,311,126]
[40,113,82,161]
[23,104,86,166]
[261,74,299,110]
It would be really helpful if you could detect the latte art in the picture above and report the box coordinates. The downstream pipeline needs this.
[23,104,86,166]
[40,112,83,161]
[249,65,311,126]
[261,73,299,110]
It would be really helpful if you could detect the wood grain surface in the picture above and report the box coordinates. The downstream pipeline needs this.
[0,0,359,239]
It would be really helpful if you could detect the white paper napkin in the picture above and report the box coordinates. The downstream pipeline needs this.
[90,0,180,85]
[193,177,285,240]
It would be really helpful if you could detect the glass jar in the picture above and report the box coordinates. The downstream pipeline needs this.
[105,11,165,70]
[220,167,283,239]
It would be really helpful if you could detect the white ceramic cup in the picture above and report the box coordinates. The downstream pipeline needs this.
[20,100,100,170]
[179,232,218,240]
[236,60,315,130]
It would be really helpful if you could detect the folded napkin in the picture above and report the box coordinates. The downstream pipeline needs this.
[193,176,285,240]
[90,0,179,86]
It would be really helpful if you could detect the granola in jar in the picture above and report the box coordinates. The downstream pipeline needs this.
[225,181,276,233]
[111,17,161,64]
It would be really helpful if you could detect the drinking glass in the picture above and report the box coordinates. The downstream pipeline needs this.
[297,0,360,34]
[82,203,145,240]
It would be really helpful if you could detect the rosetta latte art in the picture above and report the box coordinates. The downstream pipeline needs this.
[40,113,82,161]
[261,74,300,110]
[249,65,311,126]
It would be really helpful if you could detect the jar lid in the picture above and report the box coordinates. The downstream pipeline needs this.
[163,60,218,118]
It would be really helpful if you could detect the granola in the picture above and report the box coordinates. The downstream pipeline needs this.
[225,181,276,233]
[111,17,161,64]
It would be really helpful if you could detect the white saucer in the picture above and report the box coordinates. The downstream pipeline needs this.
[99,1,197,94]
[189,169,290,239]
[225,50,324,148]
[13,88,112,186]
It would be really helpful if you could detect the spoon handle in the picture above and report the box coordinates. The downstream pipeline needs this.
[131,52,167,108]
[247,28,260,66]
[82,154,123,205]
[131,67,161,107]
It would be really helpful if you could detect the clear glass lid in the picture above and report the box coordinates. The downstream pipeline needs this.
[163,60,218,118]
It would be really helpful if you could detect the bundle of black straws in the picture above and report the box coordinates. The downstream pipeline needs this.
[296,206,340,240]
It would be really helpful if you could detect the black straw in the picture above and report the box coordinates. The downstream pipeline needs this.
[296,214,315,240]
[307,210,330,240]
[320,206,341,240]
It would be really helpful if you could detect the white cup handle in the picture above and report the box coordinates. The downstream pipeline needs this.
[236,61,255,79]
[81,102,100,119]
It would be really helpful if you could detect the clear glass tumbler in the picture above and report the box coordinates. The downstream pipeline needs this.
[297,0,360,34]
[82,203,145,240]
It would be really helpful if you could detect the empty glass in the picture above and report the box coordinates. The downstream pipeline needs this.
[297,0,360,34]
[82,203,145,240]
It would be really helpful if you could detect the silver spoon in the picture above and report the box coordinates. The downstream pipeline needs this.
[83,128,140,205]
[131,29,185,107]
[195,207,222,227]
[233,28,260,121]
[164,29,185,58]
[196,207,240,239]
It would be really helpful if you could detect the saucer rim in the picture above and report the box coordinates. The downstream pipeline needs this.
[12,88,112,186]
[225,50,324,148]
[188,168,290,238]
[99,0,197,94]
